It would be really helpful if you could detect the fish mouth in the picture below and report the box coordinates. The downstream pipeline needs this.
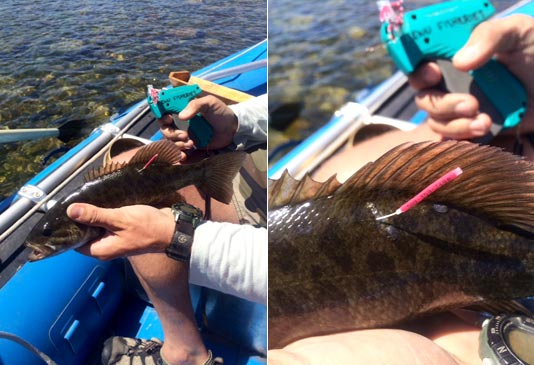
[25,226,104,262]
[25,242,54,262]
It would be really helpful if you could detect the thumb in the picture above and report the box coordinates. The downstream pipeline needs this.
[453,16,525,71]
[178,98,203,121]
[67,203,120,230]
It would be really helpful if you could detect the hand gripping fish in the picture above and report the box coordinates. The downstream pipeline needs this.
[268,140,534,348]
[26,140,245,261]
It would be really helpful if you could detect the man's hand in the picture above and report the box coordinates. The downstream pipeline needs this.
[157,115,195,151]
[158,95,238,150]
[409,14,534,139]
[67,203,175,260]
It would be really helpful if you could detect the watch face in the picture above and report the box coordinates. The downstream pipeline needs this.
[174,202,202,218]
[172,202,203,228]
[504,318,534,365]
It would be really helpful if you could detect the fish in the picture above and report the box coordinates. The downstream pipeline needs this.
[268,140,534,349]
[26,140,245,261]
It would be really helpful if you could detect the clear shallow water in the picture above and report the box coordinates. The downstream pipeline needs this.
[0,0,266,199]
[268,0,519,146]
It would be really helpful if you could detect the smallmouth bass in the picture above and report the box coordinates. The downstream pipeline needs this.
[268,141,534,348]
[26,140,244,261]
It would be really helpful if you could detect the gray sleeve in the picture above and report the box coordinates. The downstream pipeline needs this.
[189,221,267,304]
[228,94,267,150]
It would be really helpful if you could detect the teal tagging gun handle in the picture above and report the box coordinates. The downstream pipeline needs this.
[381,0,527,143]
[147,84,213,148]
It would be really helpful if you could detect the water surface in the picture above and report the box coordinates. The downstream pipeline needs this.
[0,0,266,199]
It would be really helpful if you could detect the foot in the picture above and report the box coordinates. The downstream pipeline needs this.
[101,337,223,365]
[101,337,164,365]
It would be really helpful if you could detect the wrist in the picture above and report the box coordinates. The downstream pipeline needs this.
[165,202,203,262]
[224,114,239,146]
[154,208,176,252]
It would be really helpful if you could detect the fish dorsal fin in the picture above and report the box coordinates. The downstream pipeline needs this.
[84,140,183,183]
[84,161,127,183]
[269,170,341,208]
[339,140,534,233]
[129,140,182,166]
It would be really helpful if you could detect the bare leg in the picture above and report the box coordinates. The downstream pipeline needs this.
[178,185,239,223]
[109,147,237,364]
[313,122,534,183]
[312,123,441,182]
[128,253,209,365]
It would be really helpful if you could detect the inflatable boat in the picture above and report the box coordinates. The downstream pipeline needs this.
[0,39,267,365]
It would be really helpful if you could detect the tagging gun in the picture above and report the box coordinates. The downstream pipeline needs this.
[380,0,527,143]
[147,84,213,148]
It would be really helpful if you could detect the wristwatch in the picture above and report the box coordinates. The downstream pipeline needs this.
[165,202,203,262]
[479,314,534,365]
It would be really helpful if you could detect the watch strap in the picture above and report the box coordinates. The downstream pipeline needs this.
[166,219,194,262]
[166,203,203,262]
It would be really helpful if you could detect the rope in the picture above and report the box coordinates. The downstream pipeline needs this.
[0,331,59,365]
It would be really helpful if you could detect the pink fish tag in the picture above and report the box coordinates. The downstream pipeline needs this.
[376,167,463,221]
[138,154,159,172]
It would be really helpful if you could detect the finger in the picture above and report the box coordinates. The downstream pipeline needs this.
[175,139,194,150]
[157,114,175,127]
[178,96,213,121]
[67,203,123,231]
[78,242,127,261]
[160,126,190,142]
[178,95,225,121]
[408,62,442,90]
[177,103,197,121]
[172,141,194,162]
[415,90,479,120]
[76,234,119,261]
[427,114,492,140]
[453,15,531,71]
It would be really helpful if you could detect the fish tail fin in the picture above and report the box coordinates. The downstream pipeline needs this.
[198,152,245,204]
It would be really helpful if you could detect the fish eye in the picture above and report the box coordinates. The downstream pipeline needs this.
[42,224,52,237]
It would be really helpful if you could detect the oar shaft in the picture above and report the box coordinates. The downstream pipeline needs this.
[0,128,59,143]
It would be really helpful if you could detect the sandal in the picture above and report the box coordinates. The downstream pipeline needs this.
[101,336,223,365]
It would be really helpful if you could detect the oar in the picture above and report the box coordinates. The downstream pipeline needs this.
[0,119,85,144]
